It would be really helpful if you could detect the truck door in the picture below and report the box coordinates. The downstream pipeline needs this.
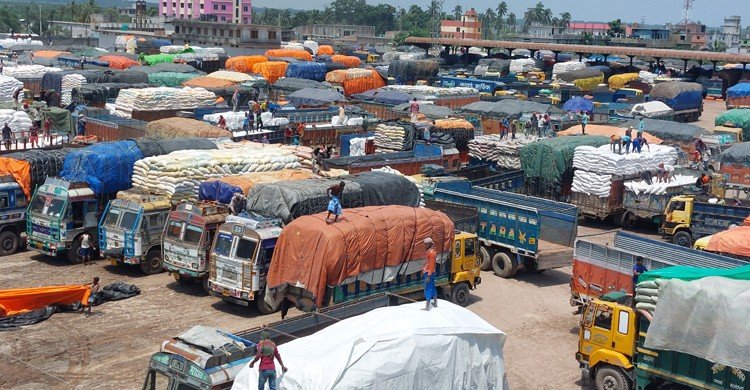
[462,237,478,271]
[580,303,615,358]
[611,307,636,359]
[665,199,689,226]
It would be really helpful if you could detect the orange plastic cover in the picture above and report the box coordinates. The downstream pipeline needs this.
[705,226,750,257]
[317,45,335,56]
[183,76,236,89]
[264,49,312,61]
[267,205,454,307]
[331,55,362,68]
[0,157,31,198]
[341,69,385,96]
[207,169,313,195]
[435,118,474,130]
[99,55,139,70]
[253,61,288,84]
[0,285,91,316]
[226,55,268,73]
[558,124,663,145]
[33,50,70,59]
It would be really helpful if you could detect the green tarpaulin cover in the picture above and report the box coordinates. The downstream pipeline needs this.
[520,135,609,183]
[143,53,175,66]
[715,109,750,141]
[42,107,73,134]
[148,72,198,87]
[639,264,750,283]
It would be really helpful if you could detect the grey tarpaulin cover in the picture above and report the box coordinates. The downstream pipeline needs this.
[73,83,151,103]
[272,77,331,92]
[245,171,420,223]
[644,277,750,371]
[392,103,454,118]
[4,148,75,193]
[133,137,217,158]
[649,81,703,100]
[557,68,603,82]
[622,118,708,142]
[461,99,559,117]
[720,142,750,164]
[387,60,440,82]
[324,151,416,171]
[287,88,345,107]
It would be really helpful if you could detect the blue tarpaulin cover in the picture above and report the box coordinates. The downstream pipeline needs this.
[727,82,750,98]
[562,96,594,113]
[285,62,327,81]
[60,140,144,195]
[198,181,243,204]
[287,88,345,107]
[373,89,412,105]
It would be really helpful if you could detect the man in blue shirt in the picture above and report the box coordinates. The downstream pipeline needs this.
[632,256,648,291]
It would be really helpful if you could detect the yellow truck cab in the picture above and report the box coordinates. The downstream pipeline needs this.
[713,125,743,143]
[661,191,748,247]
[692,235,711,251]
[448,231,483,304]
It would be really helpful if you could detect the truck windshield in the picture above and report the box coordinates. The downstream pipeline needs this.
[29,194,65,218]
[103,208,121,228]
[235,238,257,260]
[184,224,203,244]
[214,233,232,257]
[119,211,139,230]
[165,220,182,240]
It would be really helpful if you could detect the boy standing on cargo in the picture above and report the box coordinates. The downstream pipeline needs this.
[423,238,438,311]
[249,330,288,390]
[579,111,589,135]
[326,181,345,224]
[2,122,11,150]
[632,257,647,292]
[409,98,420,122]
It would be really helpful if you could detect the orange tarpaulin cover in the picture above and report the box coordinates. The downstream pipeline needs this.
[183,76,236,89]
[206,169,314,195]
[99,55,139,70]
[341,69,386,96]
[253,61,288,84]
[0,285,90,316]
[558,124,663,145]
[226,55,268,73]
[33,50,70,59]
[331,55,362,68]
[317,45,335,56]
[267,205,454,308]
[264,49,312,61]
[0,157,31,198]
[706,224,750,257]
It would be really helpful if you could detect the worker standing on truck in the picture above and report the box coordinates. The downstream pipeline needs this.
[579,111,589,135]
[657,162,674,183]
[409,98,420,122]
[610,134,622,154]
[696,173,712,195]
[249,330,288,390]
[423,238,438,311]
[632,134,649,153]
[632,256,647,293]
[2,122,11,150]
[326,181,345,224]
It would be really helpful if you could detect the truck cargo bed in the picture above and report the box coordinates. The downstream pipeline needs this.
[537,240,574,270]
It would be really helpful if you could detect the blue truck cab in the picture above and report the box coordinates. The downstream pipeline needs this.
[0,176,29,255]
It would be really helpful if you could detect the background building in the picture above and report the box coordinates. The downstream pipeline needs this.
[172,20,280,53]
[292,24,375,41]
[159,0,252,24]
[722,15,742,51]
[440,8,482,40]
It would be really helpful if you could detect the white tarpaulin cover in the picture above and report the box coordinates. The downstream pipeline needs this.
[231,301,508,390]
[644,277,750,371]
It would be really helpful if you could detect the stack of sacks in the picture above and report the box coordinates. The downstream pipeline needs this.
[634,279,662,313]
[290,145,315,171]
[114,87,216,116]
[0,110,32,136]
[374,123,407,153]
[624,174,697,195]
[303,40,319,55]
[639,71,658,84]
[510,59,538,73]
[131,145,304,201]
[372,166,425,207]
[571,144,678,197]
[319,169,349,178]
[468,135,537,170]
[146,118,231,139]
[552,61,586,79]
[206,70,258,83]
[160,45,187,54]
[0,75,23,102]
[4,65,61,79]
[61,74,87,106]
[204,111,247,131]
[0,38,42,49]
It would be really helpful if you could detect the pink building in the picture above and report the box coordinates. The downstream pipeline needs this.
[567,22,632,37]
[159,0,253,24]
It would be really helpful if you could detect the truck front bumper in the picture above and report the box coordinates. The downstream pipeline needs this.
[163,263,204,279]
[27,238,64,256]
[208,282,253,305]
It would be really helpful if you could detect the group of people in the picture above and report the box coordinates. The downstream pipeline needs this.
[610,126,649,155]
[283,122,307,145]
[525,112,554,138]
[1,106,54,151]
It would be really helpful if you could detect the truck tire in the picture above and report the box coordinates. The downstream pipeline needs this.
[255,287,279,315]
[479,246,492,271]
[201,277,210,294]
[672,231,692,248]
[140,249,164,275]
[0,230,19,256]
[491,252,517,278]
[450,282,470,307]
[594,366,631,390]
[67,237,83,264]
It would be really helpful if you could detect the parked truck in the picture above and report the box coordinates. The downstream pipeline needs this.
[207,172,423,311]
[693,223,750,261]
[268,205,481,312]
[648,81,703,123]
[660,195,750,247]
[0,148,73,256]
[576,276,750,390]
[432,182,578,276]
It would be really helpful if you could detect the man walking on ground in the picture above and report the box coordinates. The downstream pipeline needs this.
[249,330,288,390]
[409,98,420,122]
[85,277,100,316]
[80,230,95,266]
[423,238,438,311]
[632,256,647,293]
[580,111,589,135]
[325,181,345,224]
[2,122,11,150]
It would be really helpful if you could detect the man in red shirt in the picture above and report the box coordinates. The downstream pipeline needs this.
[423,238,438,311]
[249,330,288,390]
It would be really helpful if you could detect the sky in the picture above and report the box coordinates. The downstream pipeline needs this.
[251,0,750,27]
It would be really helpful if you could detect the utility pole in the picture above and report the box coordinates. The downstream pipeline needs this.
[39,4,42,36]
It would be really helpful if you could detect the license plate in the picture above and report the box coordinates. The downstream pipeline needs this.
[222,269,238,281]
[222,289,230,297]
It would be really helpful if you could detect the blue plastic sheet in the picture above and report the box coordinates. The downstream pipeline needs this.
[562,96,594,113]
[60,140,144,195]
[656,90,703,112]
[285,62,327,81]
[198,180,243,204]
[727,82,750,99]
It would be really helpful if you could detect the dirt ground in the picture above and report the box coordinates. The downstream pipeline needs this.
[0,103,725,389]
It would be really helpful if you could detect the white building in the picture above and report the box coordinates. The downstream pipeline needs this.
[722,15,741,51]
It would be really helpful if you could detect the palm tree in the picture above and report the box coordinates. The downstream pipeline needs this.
[495,1,507,34]
[506,12,516,33]
[523,2,549,31]
[482,8,495,39]
[559,12,571,31]
[452,5,462,20]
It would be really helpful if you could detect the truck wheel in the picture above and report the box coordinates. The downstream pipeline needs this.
[450,282,470,307]
[479,246,492,271]
[672,231,692,248]
[67,237,83,264]
[255,287,279,315]
[201,277,210,294]
[491,252,517,278]
[594,366,631,390]
[140,250,164,275]
[0,231,19,256]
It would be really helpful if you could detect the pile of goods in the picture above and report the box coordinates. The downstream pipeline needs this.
[253,61,289,84]
[206,70,258,83]
[649,81,703,111]
[468,135,537,170]
[264,49,312,61]
[225,55,268,73]
[372,166,426,207]
[131,145,304,201]
[387,60,440,83]
[4,65,61,79]
[147,72,198,87]
[198,169,314,204]
[634,278,661,313]
[433,118,475,150]
[382,85,478,98]
[146,118,231,139]
[552,61,586,79]
[0,110,32,136]
[325,69,385,96]
[0,75,23,102]
[571,144,678,197]
[624,174,697,195]
[61,74,87,106]
[510,59,538,74]
[114,87,215,116]
[556,68,605,91]
[203,111,247,131]
[285,62,327,82]
[374,122,416,153]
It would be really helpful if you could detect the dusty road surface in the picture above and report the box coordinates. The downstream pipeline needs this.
[0,222,651,390]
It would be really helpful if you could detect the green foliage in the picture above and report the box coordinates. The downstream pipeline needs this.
[608,18,625,37]
[394,28,427,46]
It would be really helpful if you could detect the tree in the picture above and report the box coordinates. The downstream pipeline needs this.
[481,8,495,39]
[495,1,507,33]
[580,31,594,45]
[506,12,516,33]
[452,5,462,20]
[558,12,571,32]
[608,18,625,37]
[523,2,552,31]
[708,40,727,52]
